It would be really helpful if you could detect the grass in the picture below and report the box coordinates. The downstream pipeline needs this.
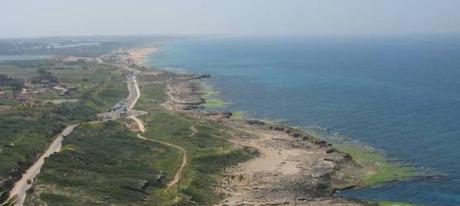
[4,58,417,205]
[26,122,180,206]
[0,61,128,202]
[21,67,257,206]
[181,147,257,205]
[0,105,69,194]
[134,72,259,205]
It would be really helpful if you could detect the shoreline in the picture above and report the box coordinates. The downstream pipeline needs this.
[124,47,417,205]
[127,47,158,66]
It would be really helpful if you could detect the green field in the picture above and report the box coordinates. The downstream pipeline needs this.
[20,67,257,206]
[135,71,259,205]
[25,122,179,205]
[1,56,417,205]
[0,61,128,202]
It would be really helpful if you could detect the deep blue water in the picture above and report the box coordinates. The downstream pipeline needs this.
[147,36,460,205]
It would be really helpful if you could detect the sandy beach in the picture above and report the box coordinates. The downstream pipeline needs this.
[127,47,158,66]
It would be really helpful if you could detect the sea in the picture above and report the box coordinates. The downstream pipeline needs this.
[146,35,460,206]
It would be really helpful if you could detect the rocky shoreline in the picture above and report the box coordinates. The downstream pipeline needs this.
[158,71,378,206]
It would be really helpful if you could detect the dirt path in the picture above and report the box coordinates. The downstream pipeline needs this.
[127,71,188,191]
[128,116,145,133]
[137,133,187,190]
[131,114,187,191]
[7,124,79,206]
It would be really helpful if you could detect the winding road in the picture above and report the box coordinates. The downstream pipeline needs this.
[126,68,188,191]
[4,66,188,206]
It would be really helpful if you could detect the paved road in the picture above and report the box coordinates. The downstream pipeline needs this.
[126,75,140,110]
[5,68,140,206]
[127,70,188,191]
[7,124,78,206]
[6,67,185,206]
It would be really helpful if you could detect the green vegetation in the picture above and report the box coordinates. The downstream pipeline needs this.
[0,105,69,195]
[1,39,258,205]
[183,147,257,205]
[0,60,127,202]
[335,143,416,186]
[203,98,227,108]
[19,67,257,206]
[31,68,58,84]
[135,73,258,205]
[143,109,257,205]
[0,74,24,93]
[26,122,179,205]
[231,111,247,120]
[1,48,418,205]
[378,201,418,206]
[0,60,51,79]
[200,82,227,108]
[0,40,128,57]
[304,127,416,186]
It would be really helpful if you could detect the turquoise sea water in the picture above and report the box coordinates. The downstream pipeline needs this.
[147,36,460,205]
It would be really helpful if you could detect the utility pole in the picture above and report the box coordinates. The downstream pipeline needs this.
[177,168,181,194]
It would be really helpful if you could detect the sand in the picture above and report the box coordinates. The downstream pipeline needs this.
[127,48,158,66]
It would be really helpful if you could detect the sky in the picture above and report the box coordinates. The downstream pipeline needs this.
[1,0,460,38]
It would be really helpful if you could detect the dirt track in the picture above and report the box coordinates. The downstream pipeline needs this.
[127,70,188,191]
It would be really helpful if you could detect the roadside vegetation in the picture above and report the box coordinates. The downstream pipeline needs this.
[22,68,257,206]
[135,71,258,205]
[25,122,179,205]
[0,41,420,205]
[0,104,68,198]
[0,60,127,203]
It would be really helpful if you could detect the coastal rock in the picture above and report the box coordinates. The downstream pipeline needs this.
[205,111,233,119]
[246,120,266,126]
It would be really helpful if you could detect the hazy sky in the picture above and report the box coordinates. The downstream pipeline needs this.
[1,0,460,38]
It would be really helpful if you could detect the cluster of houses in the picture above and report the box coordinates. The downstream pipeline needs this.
[0,72,77,104]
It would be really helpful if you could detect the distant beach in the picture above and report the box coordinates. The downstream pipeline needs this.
[127,47,158,66]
